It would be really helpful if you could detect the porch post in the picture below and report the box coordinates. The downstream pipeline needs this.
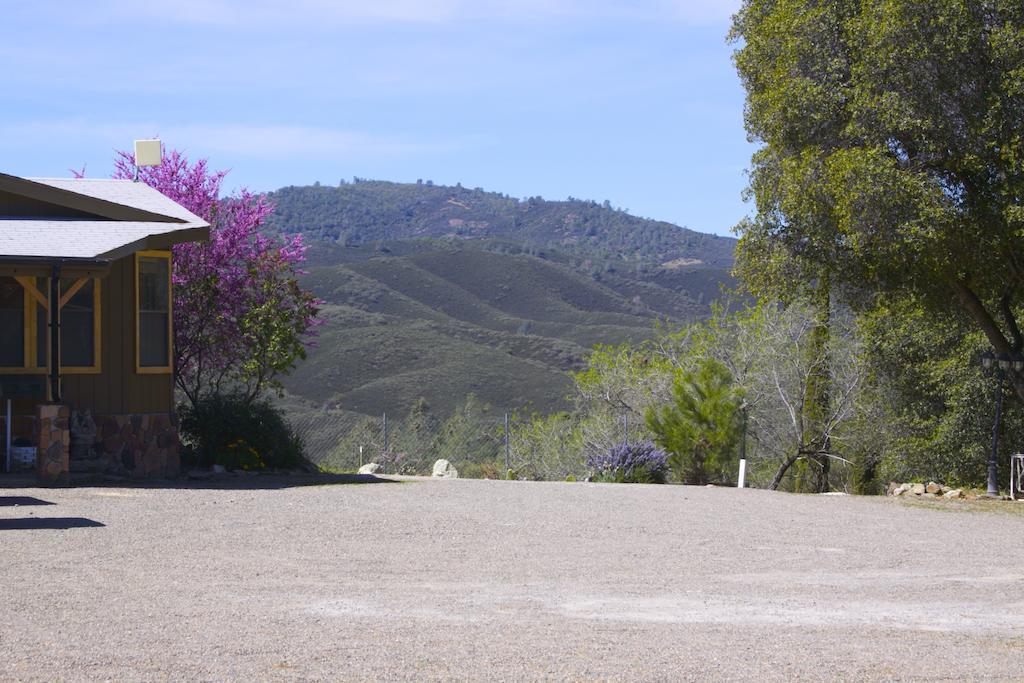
[48,264,61,403]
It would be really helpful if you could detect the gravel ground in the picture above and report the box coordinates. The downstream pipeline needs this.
[1,476,1024,682]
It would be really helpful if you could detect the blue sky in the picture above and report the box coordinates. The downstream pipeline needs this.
[1,0,750,236]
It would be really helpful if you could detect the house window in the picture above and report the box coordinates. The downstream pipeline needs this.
[136,252,172,372]
[0,276,101,373]
[0,277,25,368]
[60,278,100,370]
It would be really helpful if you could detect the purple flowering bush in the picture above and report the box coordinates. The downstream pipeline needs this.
[586,440,669,484]
[108,147,320,408]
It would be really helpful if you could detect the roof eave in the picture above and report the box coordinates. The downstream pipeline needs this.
[0,255,112,278]
[94,225,211,261]
[0,173,190,224]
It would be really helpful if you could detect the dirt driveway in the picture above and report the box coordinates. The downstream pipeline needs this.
[2,477,1023,681]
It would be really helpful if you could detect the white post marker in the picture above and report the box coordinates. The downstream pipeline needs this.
[737,458,747,489]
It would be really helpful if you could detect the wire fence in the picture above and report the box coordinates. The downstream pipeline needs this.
[285,403,655,481]
[287,406,518,478]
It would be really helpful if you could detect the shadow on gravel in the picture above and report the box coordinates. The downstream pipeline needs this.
[86,473,398,491]
[0,517,104,530]
[0,496,55,506]
[156,473,403,491]
[0,472,402,491]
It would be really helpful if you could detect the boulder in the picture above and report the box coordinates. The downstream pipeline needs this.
[432,459,459,478]
[886,482,900,496]
[926,481,942,494]
[358,463,381,475]
[910,483,926,495]
[944,489,964,499]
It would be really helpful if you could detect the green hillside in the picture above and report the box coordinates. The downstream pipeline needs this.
[284,239,715,414]
[268,181,736,456]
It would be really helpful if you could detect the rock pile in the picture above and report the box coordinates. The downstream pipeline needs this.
[888,481,964,499]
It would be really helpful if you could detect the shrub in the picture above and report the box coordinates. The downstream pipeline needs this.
[457,461,504,480]
[586,440,669,484]
[179,393,305,470]
[219,438,265,471]
[646,359,743,485]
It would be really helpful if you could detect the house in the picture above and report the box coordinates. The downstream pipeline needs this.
[0,172,209,484]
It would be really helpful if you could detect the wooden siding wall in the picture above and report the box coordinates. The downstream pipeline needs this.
[61,256,174,415]
[5,254,174,419]
[3,256,174,420]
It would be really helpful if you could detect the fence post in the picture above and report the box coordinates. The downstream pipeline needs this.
[504,412,510,472]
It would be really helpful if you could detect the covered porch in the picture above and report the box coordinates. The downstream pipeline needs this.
[0,172,209,484]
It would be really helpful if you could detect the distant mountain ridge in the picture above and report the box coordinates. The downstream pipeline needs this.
[265,179,735,268]
[264,179,737,455]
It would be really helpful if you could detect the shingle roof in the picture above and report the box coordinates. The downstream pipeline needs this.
[0,174,209,261]
[0,221,207,260]
[28,178,207,227]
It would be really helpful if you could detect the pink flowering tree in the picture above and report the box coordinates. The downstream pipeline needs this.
[109,147,319,408]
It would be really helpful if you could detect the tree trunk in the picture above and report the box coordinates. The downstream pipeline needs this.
[689,446,708,485]
[802,274,832,493]
[770,453,801,490]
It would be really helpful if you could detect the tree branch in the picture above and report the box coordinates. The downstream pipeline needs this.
[1000,293,1023,353]
[953,279,1012,352]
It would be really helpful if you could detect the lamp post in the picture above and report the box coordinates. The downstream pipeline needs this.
[980,351,1024,497]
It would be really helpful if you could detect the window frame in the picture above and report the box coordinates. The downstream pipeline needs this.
[58,277,102,375]
[0,276,31,374]
[0,275,101,374]
[135,250,173,375]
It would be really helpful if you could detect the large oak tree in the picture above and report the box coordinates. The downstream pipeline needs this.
[731,0,1024,397]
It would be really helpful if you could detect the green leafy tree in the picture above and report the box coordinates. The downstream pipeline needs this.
[730,0,1024,399]
[857,293,1024,487]
[508,412,587,481]
[646,359,745,484]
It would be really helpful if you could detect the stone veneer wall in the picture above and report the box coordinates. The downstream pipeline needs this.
[85,413,181,479]
[35,404,70,486]
[17,408,179,482]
